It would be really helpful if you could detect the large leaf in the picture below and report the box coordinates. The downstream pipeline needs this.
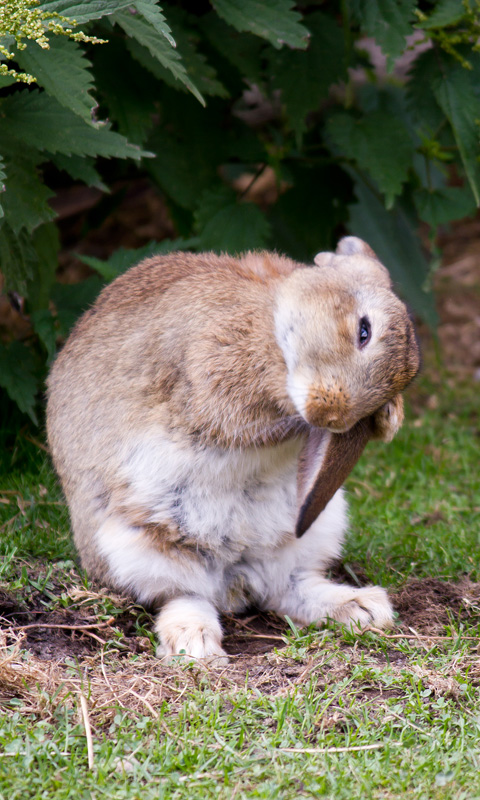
[0,223,38,294]
[133,0,176,47]
[114,9,204,105]
[79,237,199,281]
[146,99,228,210]
[326,109,415,207]
[92,39,157,145]
[348,179,438,326]
[0,341,39,423]
[431,53,480,206]
[199,12,263,85]
[51,153,108,190]
[16,38,97,125]
[39,0,133,25]
[421,0,466,29]
[51,276,104,337]
[0,91,150,160]
[270,12,346,142]
[1,155,56,234]
[211,0,309,50]
[195,185,271,252]
[132,6,228,99]
[414,185,476,227]
[356,0,415,69]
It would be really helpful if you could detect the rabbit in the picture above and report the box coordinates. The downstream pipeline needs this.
[46,236,420,663]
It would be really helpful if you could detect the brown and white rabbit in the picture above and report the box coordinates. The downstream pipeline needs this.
[47,237,420,662]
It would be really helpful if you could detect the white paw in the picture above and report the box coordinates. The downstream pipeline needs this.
[154,597,229,666]
[326,586,394,630]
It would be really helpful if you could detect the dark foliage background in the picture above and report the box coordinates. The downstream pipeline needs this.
[1,0,479,423]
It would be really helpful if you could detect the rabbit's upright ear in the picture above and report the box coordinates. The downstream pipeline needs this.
[296,418,375,538]
[314,237,392,289]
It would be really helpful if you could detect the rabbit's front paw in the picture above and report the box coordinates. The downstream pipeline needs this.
[154,597,229,666]
[372,395,404,443]
[326,585,394,630]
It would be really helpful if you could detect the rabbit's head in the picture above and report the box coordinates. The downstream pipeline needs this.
[275,236,420,433]
[273,236,420,537]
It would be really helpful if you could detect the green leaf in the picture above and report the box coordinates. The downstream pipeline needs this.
[270,12,346,142]
[406,49,446,134]
[195,185,271,252]
[326,110,415,207]
[431,54,480,206]
[414,185,476,227]
[133,0,176,47]
[1,155,56,234]
[199,12,263,84]
[421,0,465,29]
[27,223,60,310]
[211,0,309,50]
[348,179,438,326]
[16,38,97,125]
[51,154,108,191]
[31,309,57,363]
[134,6,228,99]
[0,341,39,423]
[92,39,157,145]
[78,237,199,281]
[51,276,103,337]
[39,0,134,25]
[268,163,351,262]
[0,223,38,294]
[357,0,415,69]
[146,101,227,209]
[114,9,204,105]
[0,91,150,160]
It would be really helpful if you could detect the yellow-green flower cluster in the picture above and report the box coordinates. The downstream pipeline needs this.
[0,0,104,84]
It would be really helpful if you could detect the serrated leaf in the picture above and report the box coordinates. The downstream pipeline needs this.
[357,0,415,69]
[51,276,103,337]
[212,0,309,50]
[0,341,39,423]
[1,155,56,234]
[270,12,346,142]
[199,12,263,84]
[39,0,133,25]
[31,309,57,362]
[146,105,227,209]
[421,0,465,29]
[114,9,204,105]
[268,163,351,262]
[16,38,97,125]
[133,0,176,47]
[406,49,445,134]
[0,223,38,294]
[92,39,157,145]
[51,154,108,191]
[79,237,199,281]
[195,186,271,252]
[326,110,414,207]
[27,223,60,310]
[0,91,150,160]
[134,6,228,99]
[431,55,480,206]
[414,185,476,226]
[348,179,438,326]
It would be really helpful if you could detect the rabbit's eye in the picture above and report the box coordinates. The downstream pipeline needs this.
[358,316,371,348]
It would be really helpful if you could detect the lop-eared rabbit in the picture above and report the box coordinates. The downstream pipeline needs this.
[47,237,420,662]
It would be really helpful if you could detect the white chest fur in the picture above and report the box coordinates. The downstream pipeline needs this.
[120,429,303,560]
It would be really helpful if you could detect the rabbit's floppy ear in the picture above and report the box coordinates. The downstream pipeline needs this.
[314,237,392,289]
[296,417,375,538]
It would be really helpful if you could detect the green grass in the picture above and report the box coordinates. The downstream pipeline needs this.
[1,376,480,799]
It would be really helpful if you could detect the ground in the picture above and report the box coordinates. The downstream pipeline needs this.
[1,187,480,798]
